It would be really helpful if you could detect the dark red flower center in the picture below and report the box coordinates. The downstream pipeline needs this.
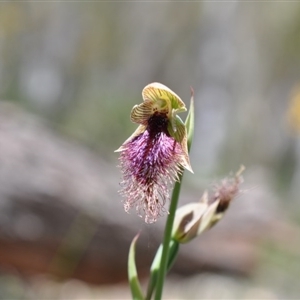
[147,112,169,137]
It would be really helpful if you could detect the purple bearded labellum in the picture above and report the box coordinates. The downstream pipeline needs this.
[115,83,193,224]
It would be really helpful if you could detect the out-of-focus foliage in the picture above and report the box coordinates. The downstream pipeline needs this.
[287,87,300,133]
[0,2,300,174]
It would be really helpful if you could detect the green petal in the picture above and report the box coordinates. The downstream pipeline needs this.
[167,116,193,173]
[142,83,186,118]
[114,125,146,152]
[131,101,153,125]
[128,234,145,300]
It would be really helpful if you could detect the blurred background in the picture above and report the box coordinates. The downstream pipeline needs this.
[0,1,300,299]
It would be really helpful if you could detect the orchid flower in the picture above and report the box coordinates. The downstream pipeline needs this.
[116,83,193,223]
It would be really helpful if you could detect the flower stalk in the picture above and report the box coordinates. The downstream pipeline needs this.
[153,176,183,300]
[154,89,194,300]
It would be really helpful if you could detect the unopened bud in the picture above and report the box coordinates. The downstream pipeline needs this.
[209,165,245,226]
[172,192,219,243]
[172,166,245,243]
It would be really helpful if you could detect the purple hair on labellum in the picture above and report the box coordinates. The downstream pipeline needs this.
[119,113,184,223]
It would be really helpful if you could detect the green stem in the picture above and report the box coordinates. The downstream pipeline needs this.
[154,172,183,300]
[146,240,179,300]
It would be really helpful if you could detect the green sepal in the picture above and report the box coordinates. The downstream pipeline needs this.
[167,116,193,173]
[128,234,145,300]
[185,87,195,152]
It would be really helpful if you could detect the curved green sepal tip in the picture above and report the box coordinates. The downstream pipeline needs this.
[167,116,193,173]
[185,87,194,152]
[128,233,145,300]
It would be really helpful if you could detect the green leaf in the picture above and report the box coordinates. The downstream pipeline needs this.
[146,240,179,300]
[166,240,179,271]
[185,87,195,152]
[128,234,145,300]
[145,244,161,300]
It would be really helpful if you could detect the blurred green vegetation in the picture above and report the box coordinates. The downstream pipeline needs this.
[1,2,300,299]
[60,93,138,160]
